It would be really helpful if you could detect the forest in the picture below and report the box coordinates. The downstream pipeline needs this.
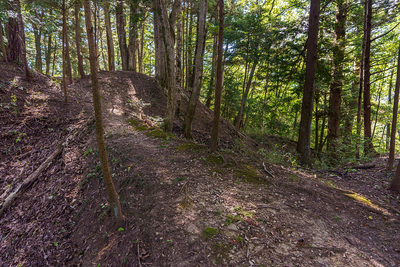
[1,0,400,265]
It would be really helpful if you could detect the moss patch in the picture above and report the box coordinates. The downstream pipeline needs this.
[175,142,202,152]
[126,118,140,126]
[233,164,270,185]
[126,118,148,131]
[134,126,148,131]
[145,129,174,140]
[212,243,230,265]
[206,154,224,165]
[202,227,218,239]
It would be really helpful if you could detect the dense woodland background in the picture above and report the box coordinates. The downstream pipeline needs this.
[2,0,400,185]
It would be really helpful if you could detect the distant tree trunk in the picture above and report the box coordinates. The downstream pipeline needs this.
[386,66,395,150]
[62,2,73,84]
[16,0,32,82]
[0,17,7,62]
[387,43,400,169]
[234,59,257,133]
[116,0,129,70]
[104,1,115,71]
[296,0,321,166]
[206,34,218,108]
[315,94,319,151]
[62,0,68,102]
[128,0,139,71]
[52,38,57,76]
[176,4,183,88]
[210,0,224,152]
[327,0,346,159]
[75,1,85,77]
[83,0,125,227]
[186,3,194,89]
[183,0,208,139]
[356,26,366,159]
[363,0,374,155]
[33,23,42,72]
[138,18,145,73]
[45,32,52,75]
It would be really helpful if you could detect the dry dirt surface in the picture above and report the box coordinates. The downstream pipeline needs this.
[1,61,400,267]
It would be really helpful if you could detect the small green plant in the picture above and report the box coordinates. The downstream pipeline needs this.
[83,148,93,156]
[334,216,341,222]
[173,177,187,183]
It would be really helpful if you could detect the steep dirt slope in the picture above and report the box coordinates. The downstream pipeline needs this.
[1,62,400,266]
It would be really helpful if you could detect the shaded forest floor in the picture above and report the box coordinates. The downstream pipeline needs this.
[1,61,400,266]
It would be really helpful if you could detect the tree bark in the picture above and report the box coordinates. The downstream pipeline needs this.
[210,0,224,152]
[45,32,52,75]
[138,18,145,73]
[116,0,129,70]
[296,0,321,166]
[6,13,21,62]
[205,34,218,108]
[128,0,139,71]
[62,0,68,102]
[75,1,85,77]
[386,66,395,150]
[104,1,115,71]
[327,0,346,159]
[16,0,32,82]
[387,43,400,169]
[176,3,183,88]
[363,0,375,155]
[33,22,42,73]
[388,158,400,193]
[183,0,208,139]
[0,17,7,62]
[83,0,125,227]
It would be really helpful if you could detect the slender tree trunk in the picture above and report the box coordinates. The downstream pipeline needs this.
[116,0,129,70]
[183,0,208,139]
[75,1,85,77]
[0,17,7,62]
[234,59,257,132]
[327,0,347,158]
[128,0,139,71]
[356,27,366,159]
[206,34,218,108]
[261,75,269,133]
[45,32,52,75]
[176,3,183,87]
[6,13,21,62]
[63,3,73,84]
[315,94,319,151]
[94,2,100,71]
[210,0,224,152]
[138,18,145,73]
[186,3,194,89]
[62,0,68,102]
[33,23,42,72]
[52,37,57,76]
[83,0,125,227]
[363,0,374,155]
[16,0,32,82]
[387,43,400,169]
[296,0,321,166]
[386,66,395,150]
[104,1,115,71]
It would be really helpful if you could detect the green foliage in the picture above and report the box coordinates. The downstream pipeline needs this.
[202,227,218,239]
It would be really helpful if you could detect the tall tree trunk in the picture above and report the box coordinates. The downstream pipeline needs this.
[116,0,129,70]
[52,37,57,76]
[62,0,68,102]
[0,17,7,62]
[138,18,145,73]
[234,59,257,132]
[183,0,208,139]
[153,0,167,86]
[386,66,395,150]
[176,3,183,88]
[387,42,400,169]
[104,1,115,71]
[363,0,374,155]
[186,3,194,89]
[356,26,366,159]
[315,94,319,151]
[94,2,100,71]
[205,34,218,108]
[16,0,32,82]
[63,3,73,84]
[327,0,347,159]
[45,32,52,75]
[296,0,321,166]
[75,1,85,77]
[128,0,139,71]
[154,0,181,132]
[210,0,224,152]
[82,0,125,227]
[33,23,42,73]
[6,13,21,62]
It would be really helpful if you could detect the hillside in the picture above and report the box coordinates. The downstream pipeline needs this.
[1,61,400,266]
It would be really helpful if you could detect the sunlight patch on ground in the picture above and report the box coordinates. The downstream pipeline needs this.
[343,192,390,215]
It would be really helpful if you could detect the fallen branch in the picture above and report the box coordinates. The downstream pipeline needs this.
[262,162,274,178]
[0,117,94,217]
[348,164,375,169]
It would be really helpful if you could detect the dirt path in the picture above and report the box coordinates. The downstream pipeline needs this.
[1,64,399,266]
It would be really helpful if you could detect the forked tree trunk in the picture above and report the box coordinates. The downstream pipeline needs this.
[210,0,224,152]
[183,0,208,139]
[75,1,85,77]
[387,42,400,169]
[296,0,321,166]
[0,17,7,62]
[116,0,129,70]
[327,0,346,159]
[104,1,115,71]
[82,0,125,227]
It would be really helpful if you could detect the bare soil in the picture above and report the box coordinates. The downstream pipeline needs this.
[1,61,400,267]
